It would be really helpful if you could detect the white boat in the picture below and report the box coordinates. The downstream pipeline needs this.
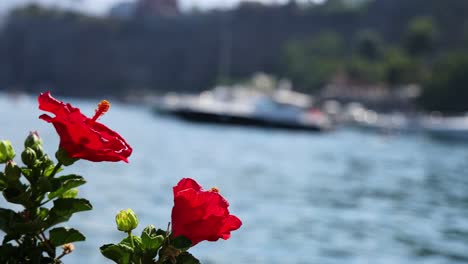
[154,85,333,132]
[345,104,420,134]
[422,115,468,141]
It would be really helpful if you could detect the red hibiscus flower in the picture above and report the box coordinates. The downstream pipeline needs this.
[38,91,132,162]
[171,178,242,246]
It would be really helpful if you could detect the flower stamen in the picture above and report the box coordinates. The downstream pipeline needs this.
[92,100,111,122]
[209,187,220,193]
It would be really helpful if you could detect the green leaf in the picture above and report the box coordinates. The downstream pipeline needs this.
[155,228,167,237]
[141,225,164,254]
[60,189,78,199]
[0,172,6,191]
[100,243,133,264]
[0,208,20,233]
[21,168,32,177]
[37,177,53,193]
[10,208,50,235]
[49,227,85,246]
[0,242,18,262]
[43,164,62,177]
[50,198,92,216]
[49,175,86,200]
[14,208,49,234]
[3,186,31,206]
[120,235,143,254]
[2,234,20,244]
[176,252,200,264]
[172,236,192,250]
[37,207,49,220]
[0,178,6,191]
[47,198,92,227]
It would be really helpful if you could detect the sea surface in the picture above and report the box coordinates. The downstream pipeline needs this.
[1,93,468,264]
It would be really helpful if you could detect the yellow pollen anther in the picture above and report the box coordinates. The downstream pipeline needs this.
[92,100,111,122]
[209,187,220,193]
[98,100,111,113]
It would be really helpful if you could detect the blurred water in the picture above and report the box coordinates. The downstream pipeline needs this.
[1,94,468,264]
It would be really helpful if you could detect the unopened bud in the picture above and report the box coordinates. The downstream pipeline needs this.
[0,140,15,163]
[24,131,42,148]
[40,154,53,168]
[5,161,21,182]
[21,147,36,167]
[31,144,44,158]
[62,243,75,254]
[116,209,138,232]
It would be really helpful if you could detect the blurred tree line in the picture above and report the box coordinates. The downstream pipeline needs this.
[0,0,467,112]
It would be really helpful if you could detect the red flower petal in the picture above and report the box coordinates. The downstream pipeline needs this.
[173,178,203,194]
[171,178,242,246]
[38,92,132,162]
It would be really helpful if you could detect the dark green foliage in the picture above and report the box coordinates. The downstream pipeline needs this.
[0,178,6,191]
[0,135,91,263]
[354,29,383,61]
[404,16,438,57]
[141,225,165,255]
[176,252,200,264]
[48,175,86,200]
[0,208,22,234]
[49,227,85,247]
[0,0,467,98]
[100,243,134,264]
[47,198,92,227]
[171,236,191,250]
[285,32,345,90]
[0,0,466,113]
[383,48,418,86]
[101,222,198,264]
[419,53,468,113]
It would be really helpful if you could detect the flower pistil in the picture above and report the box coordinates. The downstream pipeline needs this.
[92,100,111,122]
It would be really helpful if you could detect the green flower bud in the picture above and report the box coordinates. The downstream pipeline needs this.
[116,209,138,232]
[40,154,53,168]
[5,161,21,182]
[21,147,36,167]
[0,140,15,163]
[31,144,44,158]
[24,131,42,148]
[55,148,78,166]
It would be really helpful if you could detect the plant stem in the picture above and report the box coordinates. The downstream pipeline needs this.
[50,162,63,178]
[127,231,134,248]
[166,222,171,238]
[37,162,62,207]
[56,252,66,261]
[40,230,55,258]
[127,231,142,264]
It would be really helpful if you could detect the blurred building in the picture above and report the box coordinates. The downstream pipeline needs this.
[109,2,136,19]
[136,0,179,17]
[109,0,179,18]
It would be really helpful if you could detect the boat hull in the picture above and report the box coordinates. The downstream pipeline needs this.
[157,108,326,132]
